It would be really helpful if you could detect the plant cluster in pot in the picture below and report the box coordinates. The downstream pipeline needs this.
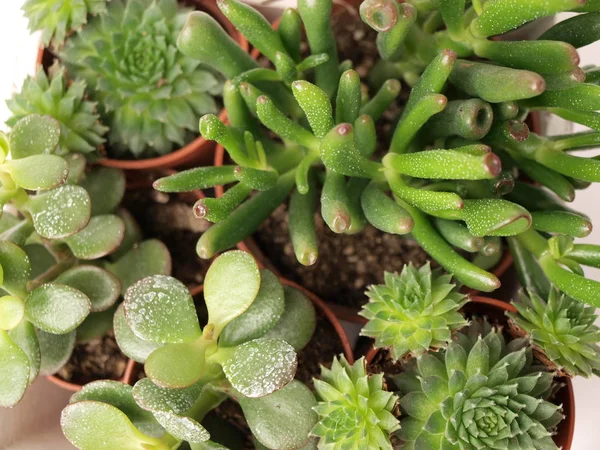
[10,0,249,171]
[155,0,600,317]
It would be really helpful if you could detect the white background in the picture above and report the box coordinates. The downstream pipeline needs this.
[0,2,599,449]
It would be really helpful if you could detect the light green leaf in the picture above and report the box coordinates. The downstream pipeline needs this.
[0,295,25,331]
[154,411,210,444]
[221,338,297,398]
[145,342,206,388]
[0,330,30,407]
[9,114,60,159]
[4,155,68,190]
[0,240,31,298]
[65,153,86,184]
[36,328,75,375]
[204,251,260,335]
[108,209,143,261]
[114,304,163,363]
[133,377,204,414]
[8,321,40,382]
[25,284,90,334]
[77,307,117,342]
[57,266,121,312]
[80,167,126,216]
[62,215,125,260]
[124,275,201,344]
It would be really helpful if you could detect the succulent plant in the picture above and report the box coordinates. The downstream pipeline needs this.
[59,0,222,158]
[393,320,564,449]
[312,355,400,449]
[7,63,108,156]
[62,250,319,449]
[23,0,109,47]
[360,263,468,360]
[152,0,600,307]
[508,288,600,378]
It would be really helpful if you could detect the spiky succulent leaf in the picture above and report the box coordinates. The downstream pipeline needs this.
[360,263,468,360]
[7,64,107,156]
[394,321,564,450]
[508,288,600,378]
[312,356,400,450]
[59,0,222,158]
[23,0,109,47]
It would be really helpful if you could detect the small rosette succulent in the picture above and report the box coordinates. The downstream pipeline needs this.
[7,63,107,155]
[393,321,564,450]
[360,263,468,359]
[59,0,222,158]
[312,356,400,450]
[508,288,600,378]
[23,0,109,47]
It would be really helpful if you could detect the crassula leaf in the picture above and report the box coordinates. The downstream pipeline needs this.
[221,338,297,398]
[8,114,60,159]
[3,155,68,190]
[77,307,117,342]
[133,377,204,414]
[0,330,30,407]
[62,214,125,260]
[36,329,75,375]
[8,321,40,383]
[219,269,285,347]
[25,284,90,334]
[145,342,206,388]
[204,250,261,335]
[154,411,210,444]
[56,265,122,312]
[80,167,126,216]
[124,275,201,344]
[0,240,31,298]
[0,295,25,331]
[113,304,163,364]
[239,380,318,450]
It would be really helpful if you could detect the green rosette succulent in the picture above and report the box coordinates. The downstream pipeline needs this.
[7,63,107,156]
[312,356,400,450]
[508,288,600,378]
[23,0,109,47]
[360,263,468,359]
[59,0,222,158]
[393,321,564,450]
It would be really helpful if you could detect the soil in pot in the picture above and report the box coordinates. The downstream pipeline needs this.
[56,331,129,386]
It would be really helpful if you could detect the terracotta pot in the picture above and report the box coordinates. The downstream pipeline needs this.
[360,296,575,450]
[36,0,249,172]
[47,358,136,392]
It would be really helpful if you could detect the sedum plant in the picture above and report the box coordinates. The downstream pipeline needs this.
[23,0,109,47]
[360,263,468,359]
[312,355,400,450]
[61,250,319,449]
[154,0,600,306]
[59,0,223,158]
[508,288,600,378]
[393,320,564,450]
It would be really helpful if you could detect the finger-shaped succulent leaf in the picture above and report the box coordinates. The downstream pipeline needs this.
[360,263,468,359]
[60,0,221,157]
[531,210,592,238]
[395,322,563,449]
[360,81,401,123]
[219,269,285,347]
[114,304,163,363]
[461,198,532,237]
[25,284,91,334]
[289,184,319,266]
[312,356,399,449]
[426,99,493,140]
[56,265,121,312]
[7,66,107,154]
[0,241,31,298]
[7,114,61,158]
[0,330,30,407]
[240,380,318,450]
[80,167,126,215]
[291,80,334,137]
[8,321,41,382]
[153,166,238,193]
[3,155,68,191]
[62,215,125,260]
[124,275,201,344]
[508,289,600,378]
[361,182,414,235]
[220,338,297,398]
[36,328,75,375]
[540,12,600,48]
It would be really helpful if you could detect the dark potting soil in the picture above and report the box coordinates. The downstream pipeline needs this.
[57,331,129,385]
[122,187,212,288]
[254,205,433,309]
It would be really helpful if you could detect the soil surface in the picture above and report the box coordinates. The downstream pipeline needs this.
[57,331,128,385]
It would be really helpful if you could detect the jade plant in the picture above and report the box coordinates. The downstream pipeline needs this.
[360,263,468,359]
[55,0,223,158]
[153,0,600,306]
[61,250,319,449]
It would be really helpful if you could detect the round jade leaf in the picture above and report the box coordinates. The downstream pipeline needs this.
[80,167,126,216]
[36,328,75,375]
[63,214,125,260]
[204,251,260,334]
[222,338,297,398]
[108,209,143,261]
[0,240,31,298]
[145,342,205,388]
[133,377,204,414]
[65,153,86,184]
[239,380,318,450]
[26,185,91,239]
[219,269,285,347]
[262,286,317,351]
[9,114,60,159]
[113,304,163,363]
[154,411,210,444]
[25,284,90,334]
[4,155,68,190]
[61,401,166,450]
[24,243,56,279]
[71,380,164,438]
[57,265,121,312]
[0,295,25,330]
[9,321,40,382]
[77,307,117,342]
[107,239,172,295]
[0,211,21,233]
[124,275,200,344]
[0,330,30,407]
